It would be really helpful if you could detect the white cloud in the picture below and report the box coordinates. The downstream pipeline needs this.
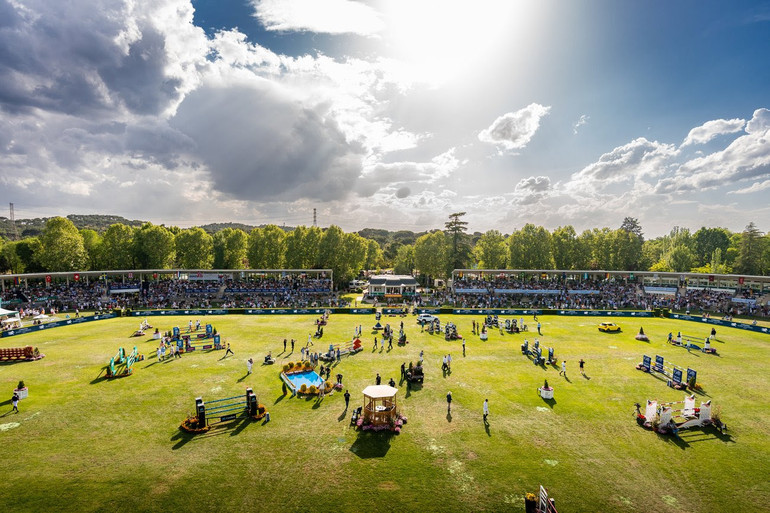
[356,149,461,197]
[251,0,384,36]
[745,108,770,134]
[656,109,770,194]
[478,103,551,151]
[681,117,745,146]
[573,114,589,134]
[729,179,770,194]
[568,137,677,189]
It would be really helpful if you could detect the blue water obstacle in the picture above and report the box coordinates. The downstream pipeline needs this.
[636,354,697,390]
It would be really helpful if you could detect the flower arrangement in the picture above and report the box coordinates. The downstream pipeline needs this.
[525,493,537,502]
[252,404,268,420]
[180,415,210,433]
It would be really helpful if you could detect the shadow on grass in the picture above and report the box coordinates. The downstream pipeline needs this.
[0,399,10,406]
[655,431,689,449]
[171,417,253,450]
[89,369,109,385]
[540,397,557,409]
[338,409,347,422]
[274,394,285,405]
[678,426,735,445]
[484,418,490,437]
[236,373,249,383]
[446,411,452,422]
[349,431,392,459]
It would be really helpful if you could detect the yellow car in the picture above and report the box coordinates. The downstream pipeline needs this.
[598,322,621,333]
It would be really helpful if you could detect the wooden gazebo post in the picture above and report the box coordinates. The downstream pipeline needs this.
[361,385,399,426]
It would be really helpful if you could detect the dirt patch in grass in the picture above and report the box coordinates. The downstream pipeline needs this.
[378,481,400,491]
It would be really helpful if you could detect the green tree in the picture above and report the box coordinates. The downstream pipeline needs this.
[666,244,695,272]
[79,229,102,271]
[364,239,384,271]
[610,229,643,270]
[444,212,472,274]
[473,230,508,269]
[508,224,553,269]
[414,231,449,281]
[213,228,248,269]
[133,223,175,269]
[1,240,25,273]
[735,222,764,275]
[38,217,87,271]
[620,216,645,242]
[247,225,286,269]
[393,244,415,275]
[175,227,214,269]
[101,224,137,269]
[551,226,578,269]
[693,227,731,267]
[316,226,367,286]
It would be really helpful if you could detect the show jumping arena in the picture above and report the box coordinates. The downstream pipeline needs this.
[1,311,769,513]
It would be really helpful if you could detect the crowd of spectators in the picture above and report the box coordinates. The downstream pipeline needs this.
[1,275,767,318]
[0,274,339,313]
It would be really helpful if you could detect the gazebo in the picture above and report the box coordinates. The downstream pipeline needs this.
[361,385,399,426]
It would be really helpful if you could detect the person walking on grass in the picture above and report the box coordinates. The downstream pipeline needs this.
[291,339,295,352]
[373,337,378,350]
[12,391,19,413]
[483,398,489,421]
[344,390,350,409]
[446,391,452,413]
[579,358,585,375]
[247,357,253,375]
[224,342,234,358]
[462,338,466,356]
[559,360,566,376]
[283,338,287,352]
[376,373,381,385]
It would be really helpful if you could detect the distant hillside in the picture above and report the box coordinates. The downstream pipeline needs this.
[198,222,257,234]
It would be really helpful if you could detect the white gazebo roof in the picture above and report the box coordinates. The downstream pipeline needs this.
[362,385,398,399]
[0,307,18,316]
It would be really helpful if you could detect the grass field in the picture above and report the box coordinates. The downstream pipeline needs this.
[1,313,769,513]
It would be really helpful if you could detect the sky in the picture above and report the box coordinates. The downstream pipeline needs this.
[0,0,769,238]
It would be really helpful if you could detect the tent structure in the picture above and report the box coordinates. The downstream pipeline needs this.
[0,307,21,328]
[361,385,399,426]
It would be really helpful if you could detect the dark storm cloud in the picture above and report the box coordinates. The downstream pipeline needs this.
[0,0,187,116]
[171,83,363,202]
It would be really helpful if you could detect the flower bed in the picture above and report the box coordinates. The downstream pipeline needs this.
[251,404,268,421]
[356,414,408,434]
[180,416,210,434]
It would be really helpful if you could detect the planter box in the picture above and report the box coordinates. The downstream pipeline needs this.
[14,387,28,400]
[539,387,554,400]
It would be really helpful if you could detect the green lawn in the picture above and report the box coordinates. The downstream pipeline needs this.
[1,313,769,513]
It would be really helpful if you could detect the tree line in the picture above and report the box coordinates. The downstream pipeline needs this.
[0,215,768,286]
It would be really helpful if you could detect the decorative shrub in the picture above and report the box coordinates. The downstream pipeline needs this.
[303,361,313,370]
[17,380,25,390]
[282,364,290,372]
[324,381,332,392]
[308,385,317,395]
[287,361,294,370]
[299,384,307,393]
